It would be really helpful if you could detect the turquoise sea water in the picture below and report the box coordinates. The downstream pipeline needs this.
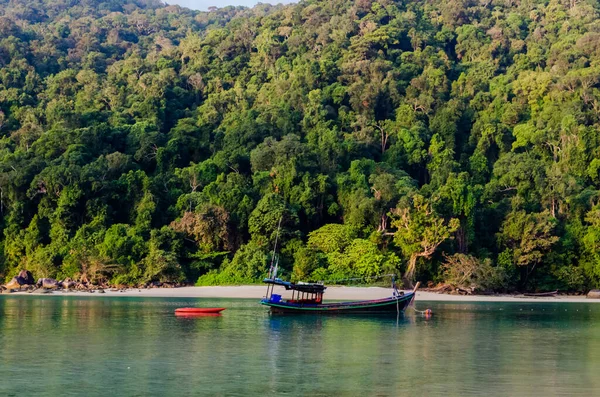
[1,296,599,396]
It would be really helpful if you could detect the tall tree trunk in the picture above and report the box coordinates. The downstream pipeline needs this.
[403,253,418,288]
[456,225,467,253]
[378,213,388,232]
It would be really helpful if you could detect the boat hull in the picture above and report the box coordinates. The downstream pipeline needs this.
[260,292,415,314]
[175,307,226,314]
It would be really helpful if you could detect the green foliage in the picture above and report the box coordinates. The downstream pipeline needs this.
[170,205,232,253]
[307,224,356,254]
[392,194,460,284]
[295,235,401,283]
[142,230,184,284]
[0,242,5,279]
[0,0,599,291]
[498,210,559,286]
[583,205,600,287]
[196,240,268,285]
[248,193,299,244]
[291,246,323,282]
[335,239,389,279]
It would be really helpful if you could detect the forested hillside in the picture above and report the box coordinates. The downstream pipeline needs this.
[1,0,599,291]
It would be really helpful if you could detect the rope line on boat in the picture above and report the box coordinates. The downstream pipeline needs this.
[319,273,398,285]
[265,272,401,286]
[406,283,432,316]
[409,306,433,316]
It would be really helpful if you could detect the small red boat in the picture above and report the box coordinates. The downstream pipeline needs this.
[175,313,222,317]
[174,307,226,315]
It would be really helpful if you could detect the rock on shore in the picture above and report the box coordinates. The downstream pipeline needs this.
[36,278,60,289]
[587,290,600,299]
[4,270,36,291]
[17,270,35,285]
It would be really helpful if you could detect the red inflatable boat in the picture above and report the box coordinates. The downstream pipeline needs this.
[174,307,226,315]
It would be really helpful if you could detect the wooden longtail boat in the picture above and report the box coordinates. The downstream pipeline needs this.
[260,278,417,314]
[260,219,416,314]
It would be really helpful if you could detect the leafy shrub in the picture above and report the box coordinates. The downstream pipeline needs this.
[442,254,506,292]
[196,240,268,285]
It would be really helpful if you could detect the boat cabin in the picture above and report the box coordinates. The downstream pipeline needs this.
[263,278,326,305]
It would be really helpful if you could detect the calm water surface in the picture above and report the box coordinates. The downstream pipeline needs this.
[0,296,599,396]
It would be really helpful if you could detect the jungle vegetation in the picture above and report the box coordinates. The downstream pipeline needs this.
[1,0,600,291]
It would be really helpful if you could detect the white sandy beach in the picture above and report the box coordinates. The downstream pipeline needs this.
[6,285,596,303]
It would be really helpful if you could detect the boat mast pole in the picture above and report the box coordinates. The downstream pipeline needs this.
[265,217,283,299]
[270,217,283,277]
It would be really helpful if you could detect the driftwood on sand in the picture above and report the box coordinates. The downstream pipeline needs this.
[429,283,475,295]
[523,290,558,297]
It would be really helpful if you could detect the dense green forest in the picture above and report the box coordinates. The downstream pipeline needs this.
[0,0,599,291]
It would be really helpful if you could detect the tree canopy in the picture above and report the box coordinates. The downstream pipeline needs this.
[1,0,600,291]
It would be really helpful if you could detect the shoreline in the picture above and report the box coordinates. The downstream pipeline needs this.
[1,285,597,303]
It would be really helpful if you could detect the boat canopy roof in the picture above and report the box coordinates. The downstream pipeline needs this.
[263,278,327,293]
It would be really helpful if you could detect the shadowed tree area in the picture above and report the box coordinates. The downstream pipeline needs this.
[0,0,599,291]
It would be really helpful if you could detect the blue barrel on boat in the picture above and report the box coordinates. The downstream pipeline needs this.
[270,294,282,303]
